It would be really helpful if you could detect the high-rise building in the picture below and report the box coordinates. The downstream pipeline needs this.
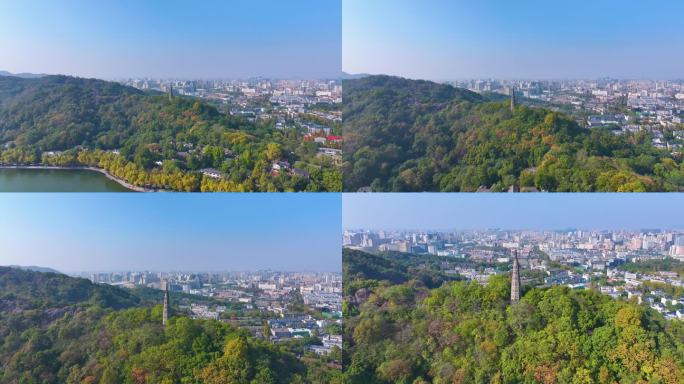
[671,236,684,260]
[510,249,521,304]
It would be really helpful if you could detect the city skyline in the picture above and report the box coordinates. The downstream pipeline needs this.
[0,0,341,79]
[343,0,684,80]
[343,193,684,231]
[346,228,684,234]
[0,194,341,272]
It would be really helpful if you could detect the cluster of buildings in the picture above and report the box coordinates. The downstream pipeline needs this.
[452,78,684,153]
[118,77,341,122]
[119,78,341,105]
[344,229,684,261]
[268,314,342,356]
[85,269,342,353]
[345,229,684,320]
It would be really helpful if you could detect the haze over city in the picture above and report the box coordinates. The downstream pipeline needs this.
[0,194,341,272]
[343,0,684,80]
[343,193,684,231]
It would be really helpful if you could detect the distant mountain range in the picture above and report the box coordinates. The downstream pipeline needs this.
[0,70,48,79]
[3,70,366,81]
[5,265,62,274]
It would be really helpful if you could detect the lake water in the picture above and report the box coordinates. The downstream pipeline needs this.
[0,168,133,192]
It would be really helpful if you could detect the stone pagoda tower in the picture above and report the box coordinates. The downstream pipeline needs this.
[162,280,170,327]
[510,86,516,112]
[510,249,521,304]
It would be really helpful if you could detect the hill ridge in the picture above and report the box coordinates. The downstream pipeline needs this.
[342,74,683,192]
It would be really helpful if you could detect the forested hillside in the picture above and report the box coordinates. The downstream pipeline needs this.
[0,267,340,383]
[0,266,141,311]
[342,250,684,383]
[0,75,341,191]
[342,248,460,297]
[342,75,684,192]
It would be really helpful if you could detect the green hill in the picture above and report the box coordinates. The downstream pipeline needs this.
[342,75,684,192]
[342,251,684,383]
[5,265,62,274]
[0,266,140,311]
[342,248,460,296]
[0,268,340,383]
[0,75,341,191]
[343,248,410,287]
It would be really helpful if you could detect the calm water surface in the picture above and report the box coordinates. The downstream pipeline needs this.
[0,168,133,192]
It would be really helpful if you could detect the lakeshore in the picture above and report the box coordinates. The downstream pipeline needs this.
[0,165,158,192]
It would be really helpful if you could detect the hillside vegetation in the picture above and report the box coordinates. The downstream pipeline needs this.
[342,75,684,192]
[0,75,341,191]
[343,248,460,297]
[342,250,684,383]
[0,267,340,383]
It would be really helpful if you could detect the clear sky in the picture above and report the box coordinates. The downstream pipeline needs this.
[344,193,684,231]
[0,194,341,273]
[0,0,341,79]
[343,0,683,80]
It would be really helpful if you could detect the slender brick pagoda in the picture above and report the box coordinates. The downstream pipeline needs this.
[511,249,521,304]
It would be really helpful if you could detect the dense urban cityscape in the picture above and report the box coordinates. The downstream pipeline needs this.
[82,269,342,356]
[344,228,684,320]
[453,79,684,153]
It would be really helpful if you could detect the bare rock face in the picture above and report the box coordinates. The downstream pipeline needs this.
[354,288,370,305]
[0,297,78,326]
[43,307,75,323]
[0,298,22,313]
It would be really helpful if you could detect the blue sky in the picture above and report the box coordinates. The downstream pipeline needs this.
[0,0,341,79]
[343,0,683,80]
[0,194,341,272]
[344,193,684,231]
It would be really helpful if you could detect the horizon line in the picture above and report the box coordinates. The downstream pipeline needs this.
[343,72,684,82]
[344,228,684,232]
[2,265,341,274]
[1,69,346,82]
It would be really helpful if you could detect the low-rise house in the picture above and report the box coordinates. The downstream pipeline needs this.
[309,345,332,356]
[291,168,310,179]
[317,148,341,157]
[200,168,222,179]
[272,161,291,171]
[271,328,291,339]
